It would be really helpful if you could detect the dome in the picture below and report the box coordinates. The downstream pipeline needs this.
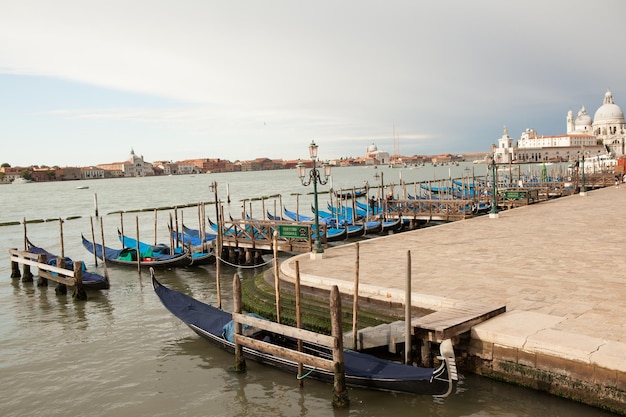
[575,106,592,126]
[367,142,378,152]
[593,90,624,122]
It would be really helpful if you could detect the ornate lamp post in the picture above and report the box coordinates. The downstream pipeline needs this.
[489,155,499,219]
[297,140,331,255]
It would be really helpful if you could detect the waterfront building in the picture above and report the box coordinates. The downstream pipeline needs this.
[493,127,516,164]
[81,166,105,179]
[364,142,390,165]
[97,149,154,177]
[504,90,625,163]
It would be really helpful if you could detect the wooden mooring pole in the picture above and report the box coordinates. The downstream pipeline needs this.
[405,250,412,365]
[273,231,281,323]
[330,285,349,408]
[295,260,303,388]
[55,257,67,295]
[232,273,246,372]
[10,248,21,278]
[72,261,87,301]
[352,242,360,351]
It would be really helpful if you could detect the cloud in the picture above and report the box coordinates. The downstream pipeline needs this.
[1,0,625,166]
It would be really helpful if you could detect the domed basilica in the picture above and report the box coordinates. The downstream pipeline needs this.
[495,90,626,163]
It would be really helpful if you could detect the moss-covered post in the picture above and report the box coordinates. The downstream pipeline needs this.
[55,257,67,295]
[330,285,349,408]
[72,261,87,301]
[232,273,246,372]
[10,249,21,278]
[273,230,281,324]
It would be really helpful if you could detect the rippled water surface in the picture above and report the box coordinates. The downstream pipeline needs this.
[0,164,617,416]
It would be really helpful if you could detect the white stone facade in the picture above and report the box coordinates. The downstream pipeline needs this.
[503,90,626,162]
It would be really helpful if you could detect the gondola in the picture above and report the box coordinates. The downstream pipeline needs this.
[81,234,192,268]
[119,231,215,266]
[334,189,366,199]
[282,207,363,239]
[315,207,383,235]
[26,239,110,290]
[152,272,457,397]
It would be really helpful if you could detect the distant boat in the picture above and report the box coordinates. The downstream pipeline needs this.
[76,185,89,189]
[12,177,32,184]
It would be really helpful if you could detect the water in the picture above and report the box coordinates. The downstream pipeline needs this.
[0,164,616,416]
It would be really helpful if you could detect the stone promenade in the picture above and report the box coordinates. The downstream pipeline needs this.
[280,184,626,413]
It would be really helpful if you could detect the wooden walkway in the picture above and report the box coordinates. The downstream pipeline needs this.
[344,301,505,361]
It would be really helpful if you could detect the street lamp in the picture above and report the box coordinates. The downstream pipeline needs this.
[489,155,499,219]
[297,140,331,255]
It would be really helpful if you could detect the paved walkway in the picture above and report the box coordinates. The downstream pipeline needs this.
[280,185,626,373]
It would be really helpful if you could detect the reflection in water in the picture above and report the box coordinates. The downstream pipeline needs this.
[0,166,619,417]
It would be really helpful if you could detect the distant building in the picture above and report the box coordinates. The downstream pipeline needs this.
[98,149,154,177]
[497,90,625,162]
[82,166,105,179]
[364,142,390,165]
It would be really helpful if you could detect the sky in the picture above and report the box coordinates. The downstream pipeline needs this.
[1,0,625,167]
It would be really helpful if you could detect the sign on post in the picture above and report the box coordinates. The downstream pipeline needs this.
[278,225,309,239]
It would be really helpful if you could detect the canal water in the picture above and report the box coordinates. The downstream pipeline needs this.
[0,163,616,416]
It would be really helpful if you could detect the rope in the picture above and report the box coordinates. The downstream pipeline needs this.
[296,367,317,380]
[216,256,275,269]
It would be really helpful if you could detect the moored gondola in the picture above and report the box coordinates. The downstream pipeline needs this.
[152,271,457,396]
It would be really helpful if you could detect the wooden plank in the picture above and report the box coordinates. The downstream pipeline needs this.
[39,270,76,286]
[234,334,334,371]
[10,255,74,277]
[412,304,506,342]
[232,312,336,347]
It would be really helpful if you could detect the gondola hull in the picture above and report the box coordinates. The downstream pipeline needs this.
[26,239,110,290]
[152,274,456,396]
[82,235,192,268]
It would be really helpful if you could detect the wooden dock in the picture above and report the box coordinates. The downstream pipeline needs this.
[9,248,88,300]
[344,301,505,365]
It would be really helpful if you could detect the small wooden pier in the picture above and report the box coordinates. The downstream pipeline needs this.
[9,248,88,300]
[344,301,505,366]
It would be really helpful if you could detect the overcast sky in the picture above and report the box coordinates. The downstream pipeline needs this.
[1,0,624,167]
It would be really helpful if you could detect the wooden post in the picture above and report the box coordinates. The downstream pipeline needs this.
[36,254,48,287]
[215,205,222,309]
[352,242,360,351]
[90,216,98,266]
[94,193,99,217]
[22,261,33,283]
[174,207,179,248]
[295,260,303,387]
[55,257,67,295]
[72,261,87,300]
[120,212,124,241]
[169,213,174,253]
[59,217,65,258]
[99,216,109,282]
[273,231,281,323]
[10,248,21,278]
[135,216,141,274]
[405,250,412,365]
[330,285,349,408]
[232,273,246,372]
[153,209,158,246]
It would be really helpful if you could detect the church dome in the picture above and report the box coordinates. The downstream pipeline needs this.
[367,142,378,152]
[594,90,624,122]
[575,106,592,126]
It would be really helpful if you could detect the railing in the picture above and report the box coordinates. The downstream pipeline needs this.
[9,248,87,300]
